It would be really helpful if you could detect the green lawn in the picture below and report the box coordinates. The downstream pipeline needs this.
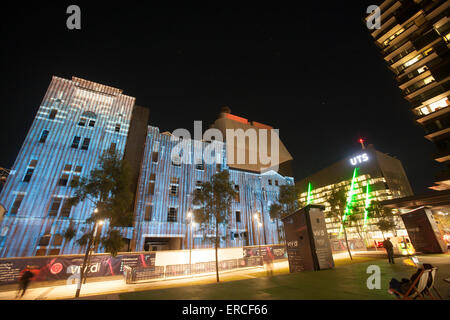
[120,259,417,300]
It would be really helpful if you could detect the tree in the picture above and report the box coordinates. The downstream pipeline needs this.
[269,184,301,243]
[327,187,353,260]
[367,200,397,239]
[192,170,237,283]
[66,148,134,297]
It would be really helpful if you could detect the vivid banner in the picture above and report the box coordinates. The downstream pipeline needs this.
[0,252,155,285]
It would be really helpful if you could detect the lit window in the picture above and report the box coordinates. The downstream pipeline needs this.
[423,76,435,85]
[429,97,449,112]
[404,55,420,68]
[417,66,428,74]
[39,130,49,143]
[444,33,450,42]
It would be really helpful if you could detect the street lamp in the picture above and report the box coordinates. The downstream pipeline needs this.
[254,213,263,258]
[75,209,104,298]
[187,211,194,274]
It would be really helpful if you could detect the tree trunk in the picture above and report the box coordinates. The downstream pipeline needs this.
[276,219,281,244]
[215,222,219,283]
[75,234,93,297]
[343,226,353,260]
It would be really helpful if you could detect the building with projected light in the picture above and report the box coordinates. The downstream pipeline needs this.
[366,0,450,190]
[0,76,294,257]
[296,144,414,250]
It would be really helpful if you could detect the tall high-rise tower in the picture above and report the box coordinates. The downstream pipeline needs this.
[366,0,450,190]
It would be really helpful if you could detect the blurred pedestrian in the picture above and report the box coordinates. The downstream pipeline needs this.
[264,249,274,277]
[16,266,35,298]
[383,237,395,264]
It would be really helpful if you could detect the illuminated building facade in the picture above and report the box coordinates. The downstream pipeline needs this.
[366,0,450,190]
[0,77,294,257]
[296,144,414,247]
[0,76,136,258]
[133,126,294,251]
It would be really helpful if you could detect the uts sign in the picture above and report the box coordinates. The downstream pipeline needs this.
[350,153,369,166]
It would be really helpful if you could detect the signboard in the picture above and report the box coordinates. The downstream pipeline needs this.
[308,207,335,269]
[350,153,369,166]
[243,245,286,260]
[282,205,334,273]
[401,207,448,254]
[0,252,155,285]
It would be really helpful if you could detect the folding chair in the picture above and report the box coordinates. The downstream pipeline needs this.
[423,267,443,300]
[389,269,431,300]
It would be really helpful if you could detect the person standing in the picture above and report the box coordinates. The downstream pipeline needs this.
[16,267,35,298]
[383,237,395,264]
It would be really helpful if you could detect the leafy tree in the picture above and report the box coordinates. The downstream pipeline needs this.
[367,200,397,239]
[327,187,353,260]
[101,230,125,257]
[192,170,237,283]
[66,148,134,297]
[269,184,301,243]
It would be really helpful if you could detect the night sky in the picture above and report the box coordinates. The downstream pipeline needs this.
[1,2,442,194]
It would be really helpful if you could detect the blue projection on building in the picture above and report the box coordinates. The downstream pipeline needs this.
[0,76,294,258]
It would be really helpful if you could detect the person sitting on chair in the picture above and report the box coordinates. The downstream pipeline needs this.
[388,263,433,297]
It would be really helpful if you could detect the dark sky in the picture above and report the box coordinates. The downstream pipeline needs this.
[1,1,442,194]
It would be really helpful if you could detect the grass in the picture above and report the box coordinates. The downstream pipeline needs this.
[119,258,415,300]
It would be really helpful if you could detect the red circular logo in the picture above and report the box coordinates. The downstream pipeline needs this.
[50,263,63,275]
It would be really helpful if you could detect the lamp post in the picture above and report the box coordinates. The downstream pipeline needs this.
[75,209,104,298]
[187,211,195,274]
[253,213,262,258]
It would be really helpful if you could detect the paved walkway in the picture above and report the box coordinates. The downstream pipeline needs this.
[1,251,448,300]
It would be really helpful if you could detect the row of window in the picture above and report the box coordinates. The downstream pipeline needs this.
[48,109,122,133]
[143,207,244,224]
[9,194,72,218]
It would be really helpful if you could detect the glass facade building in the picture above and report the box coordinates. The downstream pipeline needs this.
[296,145,414,247]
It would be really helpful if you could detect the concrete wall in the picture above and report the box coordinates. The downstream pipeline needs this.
[155,247,244,266]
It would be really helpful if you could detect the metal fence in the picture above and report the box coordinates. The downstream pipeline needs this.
[123,256,263,284]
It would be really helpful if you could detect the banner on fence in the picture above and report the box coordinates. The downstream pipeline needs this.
[0,252,155,285]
